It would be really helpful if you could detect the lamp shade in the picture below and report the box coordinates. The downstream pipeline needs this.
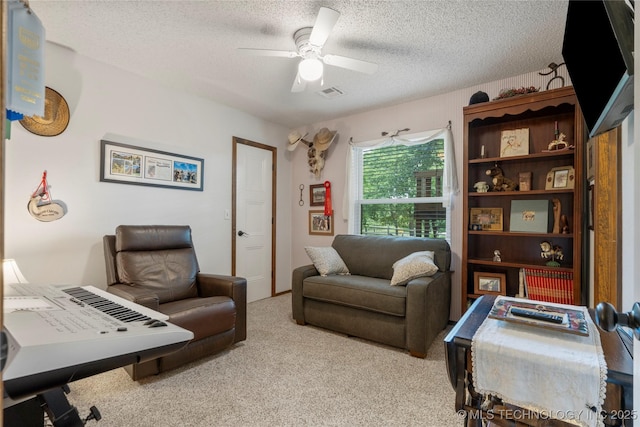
[2,259,28,284]
[298,58,323,81]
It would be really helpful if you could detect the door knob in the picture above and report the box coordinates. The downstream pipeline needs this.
[238,230,249,237]
[595,301,640,340]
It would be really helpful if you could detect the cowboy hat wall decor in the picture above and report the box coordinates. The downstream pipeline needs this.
[289,127,338,178]
[287,130,311,151]
[19,87,70,137]
[313,128,337,152]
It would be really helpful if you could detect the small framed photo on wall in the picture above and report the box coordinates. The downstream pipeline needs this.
[309,184,326,206]
[309,210,333,236]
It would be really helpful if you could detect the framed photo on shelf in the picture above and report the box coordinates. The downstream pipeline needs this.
[100,140,204,191]
[469,207,503,231]
[518,172,532,191]
[545,166,575,190]
[474,272,506,295]
[309,184,326,206]
[309,210,333,236]
[499,128,529,157]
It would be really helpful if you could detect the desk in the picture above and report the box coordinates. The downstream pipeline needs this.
[444,295,634,426]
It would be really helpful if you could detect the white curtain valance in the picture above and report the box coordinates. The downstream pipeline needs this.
[342,127,459,220]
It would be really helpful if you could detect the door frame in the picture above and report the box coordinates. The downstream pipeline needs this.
[592,128,622,308]
[231,137,277,297]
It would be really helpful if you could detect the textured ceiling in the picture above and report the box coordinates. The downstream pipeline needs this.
[29,0,569,129]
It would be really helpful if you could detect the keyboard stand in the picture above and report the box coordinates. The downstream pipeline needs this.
[4,385,100,427]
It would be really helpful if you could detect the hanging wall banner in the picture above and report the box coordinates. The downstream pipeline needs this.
[6,0,46,117]
[323,181,332,217]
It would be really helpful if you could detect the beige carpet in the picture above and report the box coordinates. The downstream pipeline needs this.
[66,293,461,426]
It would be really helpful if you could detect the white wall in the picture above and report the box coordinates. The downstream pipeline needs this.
[4,42,293,296]
[288,68,578,320]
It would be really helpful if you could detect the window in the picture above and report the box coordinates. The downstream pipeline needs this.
[350,135,449,240]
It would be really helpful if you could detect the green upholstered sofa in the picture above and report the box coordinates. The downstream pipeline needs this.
[292,234,451,358]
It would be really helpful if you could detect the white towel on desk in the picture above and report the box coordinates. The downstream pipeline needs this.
[471,297,607,427]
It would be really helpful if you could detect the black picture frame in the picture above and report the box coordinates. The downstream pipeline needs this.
[100,140,204,191]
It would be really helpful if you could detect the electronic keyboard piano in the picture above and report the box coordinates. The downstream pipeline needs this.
[2,283,194,400]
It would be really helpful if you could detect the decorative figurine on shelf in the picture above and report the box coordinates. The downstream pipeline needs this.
[493,250,502,262]
[474,181,489,192]
[485,164,518,191]
[552,198,561,234]
[551,200,571,234]
[548,132,569,151]
[539,62,566,90]
[560,215,570,234]
[540,241,563,267]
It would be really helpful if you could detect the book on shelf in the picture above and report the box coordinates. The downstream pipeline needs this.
[523,268,573,304]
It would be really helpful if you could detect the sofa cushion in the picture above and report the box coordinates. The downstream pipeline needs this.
[390,251,438,286]
[304,246,350,276]
[302,275,406,316]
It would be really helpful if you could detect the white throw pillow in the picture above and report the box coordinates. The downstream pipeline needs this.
[304,246,350,276]
[390,251,438,286]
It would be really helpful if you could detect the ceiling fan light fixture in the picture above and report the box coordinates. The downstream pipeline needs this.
[298,58,323,81]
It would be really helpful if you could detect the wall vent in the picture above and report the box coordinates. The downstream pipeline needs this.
[317,86,345,99]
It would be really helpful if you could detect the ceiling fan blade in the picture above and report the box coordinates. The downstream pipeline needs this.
[309,7,340,47]
[322,54,378,75]
[291,72,307,93]
[237,48,298,58]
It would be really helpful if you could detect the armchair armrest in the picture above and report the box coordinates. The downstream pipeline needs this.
[107,283,160,311]
[197,273,247,343]
[291,264,319,323]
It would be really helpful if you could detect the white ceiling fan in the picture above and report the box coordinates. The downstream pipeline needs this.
[238,7,378,93]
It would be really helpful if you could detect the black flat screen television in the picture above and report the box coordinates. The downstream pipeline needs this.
[562,0,634,138]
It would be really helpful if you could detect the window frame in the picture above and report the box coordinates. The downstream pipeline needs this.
[349,137,451,241]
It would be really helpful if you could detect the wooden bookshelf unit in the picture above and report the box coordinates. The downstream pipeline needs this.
[461,86,587,314]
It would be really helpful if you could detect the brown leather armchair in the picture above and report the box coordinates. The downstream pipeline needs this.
[103,225,246,380]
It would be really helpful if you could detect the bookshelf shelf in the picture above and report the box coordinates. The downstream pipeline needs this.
[468,231,574,238]
[468,189,574,197]
[468,258,574,271]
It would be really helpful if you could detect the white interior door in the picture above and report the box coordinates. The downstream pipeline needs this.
[234,140,274,303]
